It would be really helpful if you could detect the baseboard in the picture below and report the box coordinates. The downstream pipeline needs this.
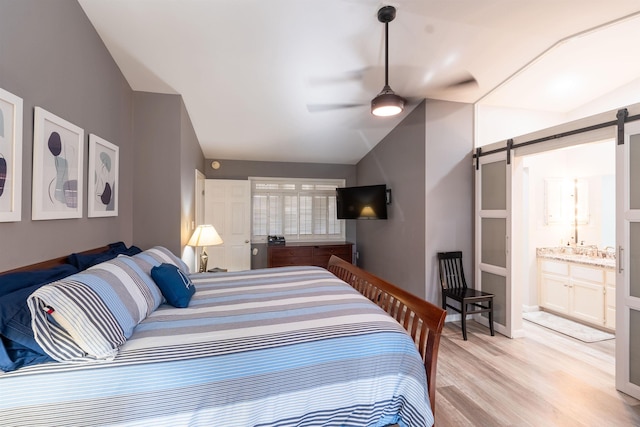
[444,313,462,322]
[522,305,540,313]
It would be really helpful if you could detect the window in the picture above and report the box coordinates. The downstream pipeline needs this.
[251,178,345,242]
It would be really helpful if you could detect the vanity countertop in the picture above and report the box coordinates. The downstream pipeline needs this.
[537,247,616,269]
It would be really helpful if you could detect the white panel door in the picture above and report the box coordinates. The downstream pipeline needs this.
[616,120,640,399]
[204,179,251,272]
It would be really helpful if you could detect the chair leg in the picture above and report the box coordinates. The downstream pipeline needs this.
[461,301,468,341]
[488,299,495,337]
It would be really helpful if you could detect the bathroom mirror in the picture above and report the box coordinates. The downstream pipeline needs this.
[544,178,589,226]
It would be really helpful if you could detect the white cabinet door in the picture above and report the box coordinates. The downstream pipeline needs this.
[541,273,570,314]
[570,278,605,325]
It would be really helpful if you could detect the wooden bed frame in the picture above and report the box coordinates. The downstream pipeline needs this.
[1,248,446,418]
[327,255,446,416]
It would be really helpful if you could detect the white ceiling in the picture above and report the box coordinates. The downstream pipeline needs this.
[77,0,640,165]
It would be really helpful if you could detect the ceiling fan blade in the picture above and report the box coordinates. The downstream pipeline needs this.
[306,103,366,113]
[441,72,478,89]
[308,67,371,87]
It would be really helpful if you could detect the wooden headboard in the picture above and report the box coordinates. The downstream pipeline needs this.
[327,255,446,416]
[0,246,110,276]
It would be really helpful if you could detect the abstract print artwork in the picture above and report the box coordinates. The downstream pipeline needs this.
[32,107,84,220]
[0,87,23,222]
[88,134,118,217]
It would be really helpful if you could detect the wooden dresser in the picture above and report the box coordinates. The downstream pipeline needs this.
[267,242,353,268]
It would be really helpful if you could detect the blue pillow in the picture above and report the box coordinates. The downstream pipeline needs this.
[0,284,55,372]
[67,242,142,270]
[0,264,79,298]
[151,263,195,308]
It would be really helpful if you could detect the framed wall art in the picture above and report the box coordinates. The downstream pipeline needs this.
[88,134,118,217]
[32,107,84,220]
[0,87,23,222]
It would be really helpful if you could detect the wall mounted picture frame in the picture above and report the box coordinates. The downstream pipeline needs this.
[88,134,118,217]
[32,107,84,220]
[0,87,23,222]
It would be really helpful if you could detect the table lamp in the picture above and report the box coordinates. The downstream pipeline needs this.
[188,224,223,272]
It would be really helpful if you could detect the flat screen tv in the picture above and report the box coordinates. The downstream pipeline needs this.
[336,184,388,220]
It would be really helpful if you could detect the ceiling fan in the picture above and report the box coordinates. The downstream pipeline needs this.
[306,5,477,115]
[370,5,405,116]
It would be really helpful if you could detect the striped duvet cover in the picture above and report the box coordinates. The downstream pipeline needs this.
[0,266,434,427]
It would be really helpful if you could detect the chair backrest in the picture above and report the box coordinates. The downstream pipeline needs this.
[437,251,467,291]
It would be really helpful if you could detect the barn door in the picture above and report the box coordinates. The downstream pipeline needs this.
[475,151,513,337]
[616,118,640,400]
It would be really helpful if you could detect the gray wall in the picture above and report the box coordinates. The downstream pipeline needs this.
[424,100,474,303]
[180,102,206,250]
[356,101,427,297]
[355,99,474,302]
[0,1,204,271]
[0,0,134,271]
[133,92,204,256]
[204,159,357,268]
[132,92,182,254]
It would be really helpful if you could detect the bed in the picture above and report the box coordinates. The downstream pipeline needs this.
[0,245,445,427]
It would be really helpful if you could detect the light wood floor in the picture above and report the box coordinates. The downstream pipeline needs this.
[434,320,640,427]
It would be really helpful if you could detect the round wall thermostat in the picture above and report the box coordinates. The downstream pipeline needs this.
[211,160,221,170]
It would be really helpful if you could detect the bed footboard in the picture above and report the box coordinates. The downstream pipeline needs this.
[327,255,446,415]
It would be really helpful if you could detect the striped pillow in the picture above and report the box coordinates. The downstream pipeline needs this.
[27,256,163,362]
[28,280,124,362]
[132,246,190,275]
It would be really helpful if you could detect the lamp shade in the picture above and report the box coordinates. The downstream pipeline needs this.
[188,224,223,247]
[371,85,405,117]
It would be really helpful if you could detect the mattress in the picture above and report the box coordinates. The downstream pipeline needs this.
[0,266,434,427]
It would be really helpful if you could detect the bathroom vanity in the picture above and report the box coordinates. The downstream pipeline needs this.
[537,247,616,330]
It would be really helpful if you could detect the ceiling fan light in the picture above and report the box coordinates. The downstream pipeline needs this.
[371,87,405,117]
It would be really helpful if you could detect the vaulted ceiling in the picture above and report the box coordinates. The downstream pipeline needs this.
[78,0,640,164]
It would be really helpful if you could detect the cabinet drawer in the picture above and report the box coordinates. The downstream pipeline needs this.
[571,264,604,283]
[313,246,351,257]
[268,243,352,268]
[540,260,568,275]
[270,247,313,258]
[268,247,313,267]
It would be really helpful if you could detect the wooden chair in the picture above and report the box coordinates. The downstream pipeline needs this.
[437,251,495,340]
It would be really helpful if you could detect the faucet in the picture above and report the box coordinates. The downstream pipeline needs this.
[602,246,615,258]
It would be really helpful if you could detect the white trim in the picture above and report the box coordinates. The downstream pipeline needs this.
[32,107,84,220]
[249,176,346,243]
[88,134,118,217]
[0,87,22,222]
